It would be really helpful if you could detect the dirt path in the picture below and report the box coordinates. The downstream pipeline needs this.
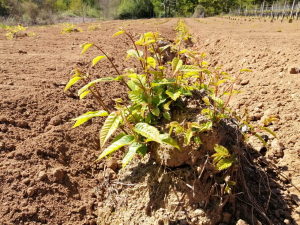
[0,17,299,224]
[185,17,300,223]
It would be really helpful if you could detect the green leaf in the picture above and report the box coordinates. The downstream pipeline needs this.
[214,144,229,155]
[216,79,227,86]
[166,90,181,101]
[179,65,201,72]
[71,110,108,128]
[174,59,183,75]
[128,89,147,104]
[134,123,161,144]
[79,90,91,99]
[113,30,125,37]
[151,81,175,87]
[194,136,202,144]
[127,49,143,59]
[137,145,147,156]
[100,111,122,148]
[152,108,160,117]
[97,135,135,160]
[111,133,126,143]
[217,158,233,171]
[78,77,115,96]
[159,45,170,53]
[212,153,223,164]
[211,95,224,108]
[147,57,156,68]
[163,100,172,111]
[64,77,81,92]
[224,184,231,194]
[240,68,252,73]
[163,112,171,121]
[160,134,180,150]
[122,142,145,168]
[184,129,193,145]
[190,122,202,129]
[227,181,236,186]
[199,122,212,132]
[172,57,179,74]
[92,55,106,67]
[80,43,93,55]
[262,127,277,138]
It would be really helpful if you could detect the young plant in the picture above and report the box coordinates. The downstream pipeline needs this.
[5,25,35,40]
[175,19,192,47]
[88,24,101,31]
[65,27,251,168]
[238,110,278,147]
[212,144,237,195]
[61,23,82,34]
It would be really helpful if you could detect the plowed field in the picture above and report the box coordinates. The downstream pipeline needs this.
[0,17,299,224]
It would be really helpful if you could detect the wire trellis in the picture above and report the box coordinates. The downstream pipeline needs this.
[230,0,300,20]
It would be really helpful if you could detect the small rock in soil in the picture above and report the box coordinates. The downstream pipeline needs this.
[289,67,300,74]
[0,117,8,123]
[240,79,249,85]
[21,171,29,177]
[264,108,279,116]
[97,172,104,182]
[22,178,31,185]
[104,168,116,180]
[236,219,249,225]
[0,142,5,150]
[106,157,118,171]
[16,120,28,128]
[270,139,284,158]
[284,219,291,224]
[38,171,47,181]
[27,187,35,197]
[257,103,263,108]
[7,151,15,158]
[194,209,205,217]
[53,167,65,182]
[18,49,27,54]
[50,116,62,126]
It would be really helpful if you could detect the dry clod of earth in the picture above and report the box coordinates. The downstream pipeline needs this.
[289,67,300,74]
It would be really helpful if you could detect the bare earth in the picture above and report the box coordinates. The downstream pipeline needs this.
[0,17,299,224]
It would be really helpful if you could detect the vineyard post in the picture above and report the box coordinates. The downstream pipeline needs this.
[281,0,287,22]
[255,5,257,17]
[290,0,296,19]
[260,1,265,19]
[271,2,274,18]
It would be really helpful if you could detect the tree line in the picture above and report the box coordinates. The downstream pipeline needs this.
[0,0,295,24]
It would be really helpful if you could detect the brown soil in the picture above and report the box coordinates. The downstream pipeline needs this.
[0,17,299,225]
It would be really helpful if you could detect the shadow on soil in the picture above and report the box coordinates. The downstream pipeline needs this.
[121,143,293,225]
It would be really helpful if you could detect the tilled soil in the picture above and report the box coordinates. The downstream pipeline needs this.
[0,17,299,225]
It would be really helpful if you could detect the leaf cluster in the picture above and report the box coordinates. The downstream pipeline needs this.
[64,24,253,168]
[5,25,35,40]
[88,24,101,31]
[61,23,82,34]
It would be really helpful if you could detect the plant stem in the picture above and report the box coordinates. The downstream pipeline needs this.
[217,68,243,122]
[93,44,131,90]
[80,76,110,113]
[124,32,145,70]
